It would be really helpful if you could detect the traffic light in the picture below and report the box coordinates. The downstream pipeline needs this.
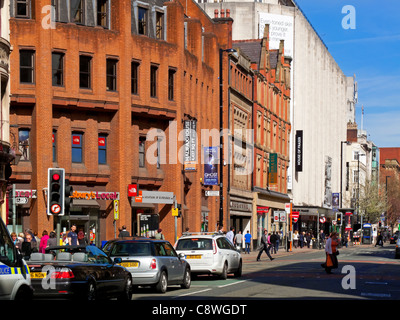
[47,168,65,216]
[336,212,342,226]
[64,179,73,215]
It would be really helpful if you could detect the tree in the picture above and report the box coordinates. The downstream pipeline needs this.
[358,179,388,224]
[386,175,400,229]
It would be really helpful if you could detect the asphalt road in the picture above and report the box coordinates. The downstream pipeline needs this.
[133,242,400,301]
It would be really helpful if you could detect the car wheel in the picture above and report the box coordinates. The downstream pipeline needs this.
[220,262,228,280]
[14,285,33,301]
[118,275,133,300]
[181,268,191,289]
[234,260,242,278]
[155,271,168,293]
[87,279,97,300]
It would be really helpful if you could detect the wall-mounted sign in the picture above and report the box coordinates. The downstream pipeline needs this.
[269,153,278,184]
[295,131,303,172]
[15,189,37,198]
[135,191,174,204]
[70,191,120,200]
[184,120,197,171]
[128,184,138,197]
[204,147,218,186]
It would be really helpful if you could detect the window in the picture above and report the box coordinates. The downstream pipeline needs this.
[20,50,35,84]
[97,0,109,28]
[106,58,118,91]
[98,134,107,164]
[139,136,146,168]
[52,52,64,86]
[155,12,164,40]
[131,61,139,95]
[168,68,175,101]
[72,133,83,163]
[0,219,17,267]
[79,55,92,89]
[138,7,148,35]
[150,65,158,98]
[15,0,30,18]
[18,129,30,161]
[71,0,84,24]
[52,130,57,162]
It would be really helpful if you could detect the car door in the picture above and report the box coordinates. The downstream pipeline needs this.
[219,238,239,271]
[162,242,184,282]
[154,242,176,282]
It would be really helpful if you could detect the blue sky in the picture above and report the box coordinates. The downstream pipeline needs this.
[295,0,400,147]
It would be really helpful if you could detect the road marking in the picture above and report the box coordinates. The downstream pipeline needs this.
[365,282,388,285]
[174,288,212,298]
[218,280,247,288]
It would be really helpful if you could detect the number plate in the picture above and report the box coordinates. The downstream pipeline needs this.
[186,255,202,259]
[120,262,139,268]
[31,272,47,279]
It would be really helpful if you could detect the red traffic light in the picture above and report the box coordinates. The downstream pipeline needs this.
[52,173,60,181]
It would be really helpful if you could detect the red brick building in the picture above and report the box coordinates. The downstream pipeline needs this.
[9,0,232,244]
[234,25,291,242]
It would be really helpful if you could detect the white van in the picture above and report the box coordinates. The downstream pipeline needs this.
[0,217,33,300]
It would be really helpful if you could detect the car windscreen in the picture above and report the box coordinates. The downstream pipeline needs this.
[176,238,213,251]
[108,242,152,256]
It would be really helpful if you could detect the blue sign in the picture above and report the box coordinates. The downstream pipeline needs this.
[204,147,218,186]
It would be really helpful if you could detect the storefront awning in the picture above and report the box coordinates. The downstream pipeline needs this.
[131,201,155,209]
[72,199,100,208]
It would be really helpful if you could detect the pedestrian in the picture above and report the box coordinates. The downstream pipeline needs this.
[321,232,339,274]
[78,229,87,245]
[47,231,57,248]
[275,231,281,252]
[39,230,49,253]
[293,230,299,248]
[257,230,274,261]
[226,227,235,245]
[118,225,130,238]
[270,232,277,254]
[375,232,383,247]
[21,232,38,259]
[234,230,243,252]
[306,232,312,248]
[244,230,252,254]
[67,225,78,246]
[155,229,165,240]
[319,229,325,249]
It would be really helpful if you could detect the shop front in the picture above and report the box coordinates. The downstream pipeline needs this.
[229,198,252,235]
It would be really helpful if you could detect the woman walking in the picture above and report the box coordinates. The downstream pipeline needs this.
[321,232,339,274]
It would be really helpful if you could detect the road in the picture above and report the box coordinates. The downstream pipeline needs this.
[133,243,400,301]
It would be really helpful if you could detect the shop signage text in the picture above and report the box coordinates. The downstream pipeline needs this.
[15,189,37,198]
[70,191,120,200]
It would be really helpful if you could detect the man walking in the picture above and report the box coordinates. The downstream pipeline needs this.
[244,230,252,254]
[226,226,235,245]
[257,230,274,261]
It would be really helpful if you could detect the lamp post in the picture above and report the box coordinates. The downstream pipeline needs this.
[219,48,236,229]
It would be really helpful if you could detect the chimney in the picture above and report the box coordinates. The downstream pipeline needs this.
[220,9,225,17]
[214,9,219,18]
[226,9,230,17]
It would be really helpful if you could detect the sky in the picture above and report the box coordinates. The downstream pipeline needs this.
[295,0,400,148]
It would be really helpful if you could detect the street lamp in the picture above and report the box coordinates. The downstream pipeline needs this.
[219,48,237,228]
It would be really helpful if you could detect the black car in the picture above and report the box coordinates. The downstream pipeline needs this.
[27,245,133,300]
[103,238,191,293]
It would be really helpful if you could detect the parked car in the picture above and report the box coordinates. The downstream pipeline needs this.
[395,238,400,259]
[27,245,133,300]
[174,232,242,279]
[103,238,191,293]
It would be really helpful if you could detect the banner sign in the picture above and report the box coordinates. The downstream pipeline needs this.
[295,130,303,172]
[269,153,278,184]
[204,147,218,185]
[184,120,197,171]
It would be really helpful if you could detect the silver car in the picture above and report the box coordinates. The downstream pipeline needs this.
[175,233,242,279]
[103,238,191,293]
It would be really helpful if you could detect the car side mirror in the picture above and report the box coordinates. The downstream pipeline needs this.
[114,257,122,264]
[179,253,185,259]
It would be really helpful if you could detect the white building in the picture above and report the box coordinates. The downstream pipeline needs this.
[199,0,354,232]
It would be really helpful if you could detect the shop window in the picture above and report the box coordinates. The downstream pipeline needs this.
[106,58,118,91]
[79,55,92,89]
[18,129,30,161]
[98,134,107,164]
[131,60,140,95]
[20,50,35,84]
[52,52,64,87]
[72,132,83,163]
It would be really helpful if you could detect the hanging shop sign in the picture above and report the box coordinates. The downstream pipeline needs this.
[204,147,218,186]
[128,184,138,197]
[70,191,120,200]
[184,120,197,171]
[269,153,278,184]
[295,131,303,172]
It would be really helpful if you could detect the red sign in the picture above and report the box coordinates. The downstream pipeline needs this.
[257,206,269,214]
[292,211,300,223]
[319,217,326,224]
[98,137,106,147]
[72,136,81,145]
[128,184,138,197]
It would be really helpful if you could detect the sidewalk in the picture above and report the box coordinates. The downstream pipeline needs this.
[240,245,315,263]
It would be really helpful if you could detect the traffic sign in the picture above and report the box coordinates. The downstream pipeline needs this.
[292,211,300,223]
[51,204,61,214]
[319,217,326,223]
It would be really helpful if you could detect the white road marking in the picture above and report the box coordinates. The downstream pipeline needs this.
[218,280,247,288]
[174,288,212,298]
